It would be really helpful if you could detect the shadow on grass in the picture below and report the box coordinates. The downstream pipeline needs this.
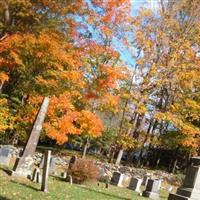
[51,175,66,182]
[0,196,12,200]
[76,185,132,200]
[11,180,40,192]
[0,166,12,176]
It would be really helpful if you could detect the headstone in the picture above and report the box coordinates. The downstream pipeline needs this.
[49,157,56,174]
[32,168,41,183]
[69,155,77,165]
[40,156,56,174]
[168,157,200,200]
[142,175,150,186]
[12,97,50,178]
[110,172,125,187]
[67,155,77,173]
[61,172,67,179]
[41,150,51,192]
[142,179,162,200]
[129,177,143,193]
[66,175,73,185]
[0,147,11,166]
[121,174,131,187]
[37,172,42,184]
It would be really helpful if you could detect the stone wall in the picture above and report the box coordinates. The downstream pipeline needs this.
[95,161,183,186]
[1,145,183,186]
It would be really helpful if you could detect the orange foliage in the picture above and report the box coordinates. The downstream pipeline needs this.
[0,72,9,83]
[77,110,104,137]
[0,0,131,146]
[44,93,81,144]
[43,94,104,144]
[99,93,120,113]
[97,65,127,89]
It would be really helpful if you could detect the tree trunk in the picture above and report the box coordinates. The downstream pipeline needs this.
[109,151,115,163]
[115,149,124,165]
[184,153,191,173]
[82,137,89,158]
[115,127,133,165]
[4,2,10,25]
[132,114,145,139]
[11,131,18,146]
[0,82,3,93]
[136,119,156,167]
[97,147,102,154]
[155,148,162,168]
[172,158,178,174]
[169,148,179,173]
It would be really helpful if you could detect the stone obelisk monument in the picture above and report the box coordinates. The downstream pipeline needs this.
[12,97,50,177]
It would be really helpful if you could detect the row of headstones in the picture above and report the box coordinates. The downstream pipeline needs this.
[0,146,57,170]
[31,151,74,192]
[0,146,75,192]
[111,172,161,200]
[32,167,73,184]
[2,146,200,199]
[0,149,57,192]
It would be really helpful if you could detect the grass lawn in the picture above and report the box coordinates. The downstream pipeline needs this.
[0,167,169,200]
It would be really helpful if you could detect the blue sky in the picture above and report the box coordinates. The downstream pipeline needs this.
[118,0,159,68]
[81,0,159,68]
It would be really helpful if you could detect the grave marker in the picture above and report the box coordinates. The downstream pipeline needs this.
[66,175,73,185]
[61,172,67,179]
[168,157,200,200]
[142,175,150,186]
[129,178,142,193]
[40,156,56,174]
[12,97,50,177]
[41,150,51,192]
[0,147,11,166]
[110,172,125,187]
[142,179,162,200]
[32,168,41,183]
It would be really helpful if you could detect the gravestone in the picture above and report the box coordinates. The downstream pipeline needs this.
[67,155,77,173]
[110,172,125,187]
[142,175,150,186]
[61,172,67,179]
[66,175,73,185]
[142,179,162,200]
[168,157,200,200]
[129,177,142,193]
[32,168,41,183]
[68,156,77,168]
[12,97,50,178]
[41,150,51,192]
[0,147,11,166]
[121,174,131,187]
[40,156,56,174]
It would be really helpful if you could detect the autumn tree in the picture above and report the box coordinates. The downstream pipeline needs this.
[125,0,200,167]
[0,0,132,152]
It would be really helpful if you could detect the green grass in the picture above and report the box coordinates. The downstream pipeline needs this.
[0,168,168,200]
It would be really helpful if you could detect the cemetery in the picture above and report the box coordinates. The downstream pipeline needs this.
[1,143,200,199]
[0,0,200,200]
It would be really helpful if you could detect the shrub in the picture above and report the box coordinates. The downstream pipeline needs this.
[68,158,100,184]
